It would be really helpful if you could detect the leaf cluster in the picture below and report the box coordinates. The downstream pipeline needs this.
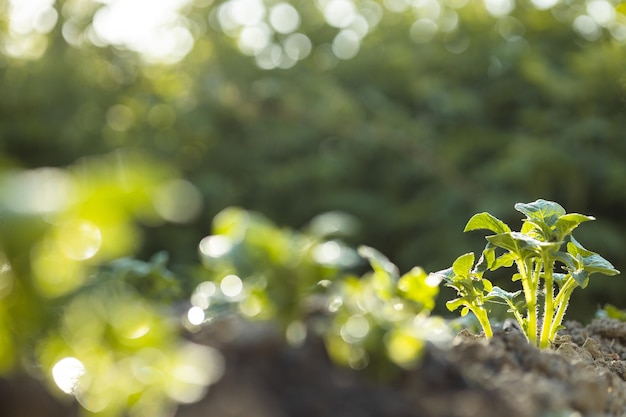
[436,199,619,347]
[193,209,449,371]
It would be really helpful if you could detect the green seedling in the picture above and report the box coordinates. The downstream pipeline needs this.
[435,199,620,348]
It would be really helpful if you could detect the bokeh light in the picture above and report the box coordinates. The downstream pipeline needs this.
[52,357,86,394]
[2,0,57,59]
[91,0,194,63]
[1,168,73,215]
[153,179,203,224]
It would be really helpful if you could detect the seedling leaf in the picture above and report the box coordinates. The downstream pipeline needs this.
[358,245,399,280]
[581,254,620,277]
[514,199,565,227]
[397,267,438,312]
[554,213,594,240]
[464,212,511,234]
[487,286,522,302]
[452,252,474,278]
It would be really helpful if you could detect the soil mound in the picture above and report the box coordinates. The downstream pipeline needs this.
[179,318,626,417]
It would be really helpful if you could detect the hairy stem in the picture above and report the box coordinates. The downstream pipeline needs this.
[539,256,555,348]
[549,276,577,339]
[517,258,537,345]
[470,305,493,339]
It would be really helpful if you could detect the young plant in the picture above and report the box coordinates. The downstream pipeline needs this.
[436,199,620,348]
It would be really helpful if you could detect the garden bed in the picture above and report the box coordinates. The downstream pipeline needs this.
[178,317,626,417]
[3,317,626,417]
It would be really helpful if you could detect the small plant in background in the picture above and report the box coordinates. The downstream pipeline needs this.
[189,208,450,371]
[192,207,357,338]
[325,246,449,371]
[435,199,620,348]
[0,151,223,417]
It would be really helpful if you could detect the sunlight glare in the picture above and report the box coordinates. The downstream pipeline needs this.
[92,0,194,63]
[586,0,615,26]
[529,0,560,9]
[220,274,243,298]
[332,29,360,59]
[229,0,266,26]
[56,220,102,261]
[324,0,357,28]
[284,33,312,60]
[7,0,57,35]
[340,314,370,343]
[237,23,272,55]
[52,357,86,394]
[573,14,602,40]
[484,0,515,17]
[2,168,73,214]
[269,3,301,34]
[199,235,233,258]
[187,306,205,325]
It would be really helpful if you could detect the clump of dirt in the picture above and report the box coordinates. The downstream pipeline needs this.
[178,317,626,417]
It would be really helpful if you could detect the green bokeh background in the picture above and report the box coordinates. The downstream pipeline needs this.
[2,0,626,318]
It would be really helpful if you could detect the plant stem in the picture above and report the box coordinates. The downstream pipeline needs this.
[517,258,537,345]
[470,305,493,339]
[539,255,555,348]
[549,276,577,339]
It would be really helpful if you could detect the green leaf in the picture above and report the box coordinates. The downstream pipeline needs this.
[520,219,552,241]
[567,236,595,258]
[553,273,569,287]
[487,231,560,257]
[358,245,399,280]
[432,267,455,284]
[486,232,537,255]
[567,237,620,277]
[554,251,578,272]
[371,270,395,301]
[397,267,438,312]
[514,199,565,227]
[474,243,494,273]
[486,286,522,303]
[446,298,466,312]
[493,252,516,270]
[452,252,474,278]
[554,213,594,240]
[572,269,589,288]
[464,212,511,234]
[598,304,626,321]
[581,253,620,277]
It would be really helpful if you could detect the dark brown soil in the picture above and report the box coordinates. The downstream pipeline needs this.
[178,317,626,417]
[4,318,626,417]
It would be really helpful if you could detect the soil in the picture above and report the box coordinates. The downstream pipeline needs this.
[178,317,626,417]
[4,318,626,417]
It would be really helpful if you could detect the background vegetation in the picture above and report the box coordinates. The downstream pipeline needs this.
[1,0,626,414]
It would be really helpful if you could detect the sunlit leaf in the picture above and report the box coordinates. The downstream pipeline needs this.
[452,252,474,278]
[397,266,438,312]
[554,213,594,240]
[464,212,511,234]
[514,199,565,227]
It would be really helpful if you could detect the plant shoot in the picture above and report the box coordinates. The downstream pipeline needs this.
[435,199,620,348]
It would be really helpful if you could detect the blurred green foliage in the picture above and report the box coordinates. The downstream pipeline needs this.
[2,0,626,281]
[0,152,223,416]
[191,207,449,373]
